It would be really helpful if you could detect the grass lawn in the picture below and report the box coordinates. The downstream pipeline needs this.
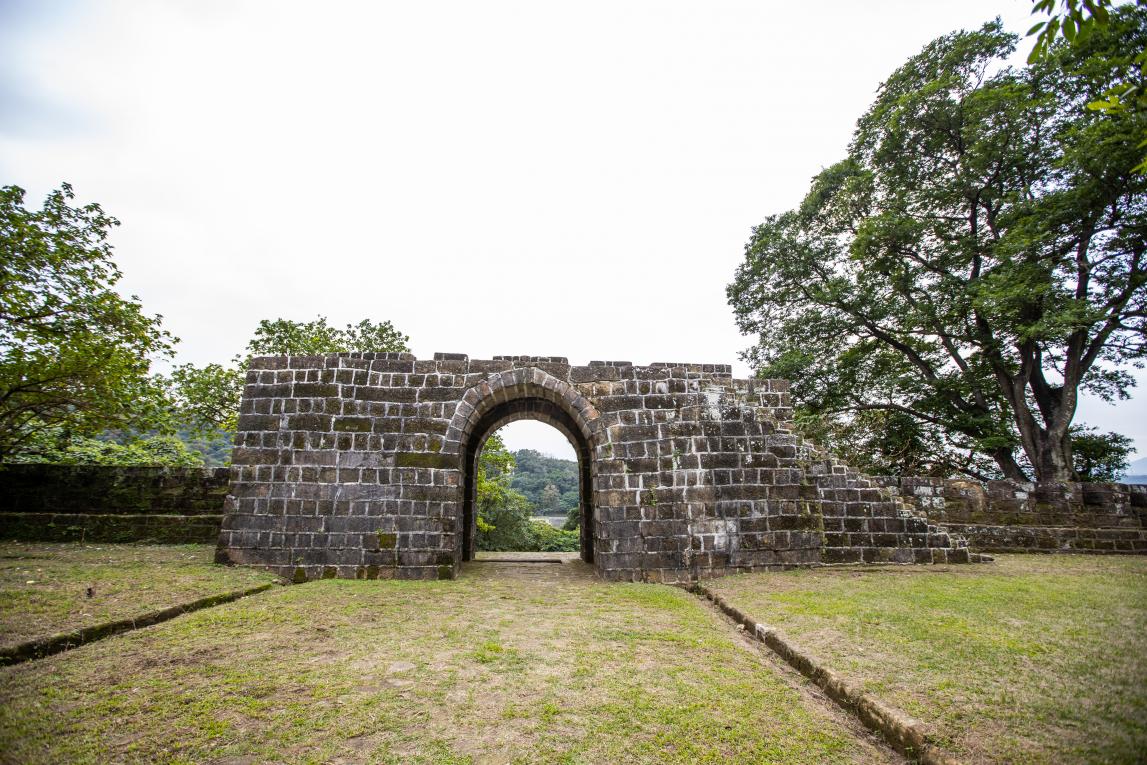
[0,543,279,651]
[0,559,895,765]
[705,554,1147,764]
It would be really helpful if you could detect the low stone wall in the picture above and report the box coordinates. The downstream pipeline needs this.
[0,465,229,543]
[873,477,1147,528]
[3,463,1145,554]
[943,523,1147,555]
[0,465,230,515]
[872,477,1147,554]
[0,513,222,544]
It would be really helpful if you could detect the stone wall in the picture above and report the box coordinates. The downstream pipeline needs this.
[0,465,228,543]
[941,523,1147,554]
[0,464,230,515]
[874,476,1146,527]
[218,353,969,582]
[4,438,1142,557]
[0,513,222,544]
[874,476,1147,554]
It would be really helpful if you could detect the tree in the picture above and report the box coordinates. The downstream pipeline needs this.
[166,315,410,435]
[1027,0,1147,174]
[246,317,409,357]
[540,483,562,515]
[475,433,536,550]
[562,502,581,532]
[7,426,205,467]
[727,9,1147,483]
[790,408,983,479]
[1026,0,1114,62]
[506,448,580,511]
[167,362,245,435]
[0,184,175,462]
[1069,424,1134,480]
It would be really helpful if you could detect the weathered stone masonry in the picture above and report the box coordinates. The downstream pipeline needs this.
[217,353,972,582]
[876,477,1147,554]
[0,465,227,543]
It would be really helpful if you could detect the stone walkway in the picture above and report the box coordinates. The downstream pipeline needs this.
[467,550,596,582]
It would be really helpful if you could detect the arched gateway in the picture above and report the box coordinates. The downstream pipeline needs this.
[217,353,971,582]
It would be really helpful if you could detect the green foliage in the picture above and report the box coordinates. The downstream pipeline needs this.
[563,503,581,532]
[509,449,579,515]
[793,409,995,478]
[165,315,411,436]
[1069,424,1134,481]
[166,362,244,436]
[0,184,175,462]
[1027,0,1114,62]
[1028,1,1147,173]
[540,484,562,514]
[476,433,534,551]
[476,436,581,551]
[728,9,1147,482]
[528,522,580,552]
[176,427,233,467]
[5,425,205,467]
[247,316,409,356]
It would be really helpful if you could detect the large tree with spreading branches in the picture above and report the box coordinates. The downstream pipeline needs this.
[0,184,174,461]
[728,8,1146,482]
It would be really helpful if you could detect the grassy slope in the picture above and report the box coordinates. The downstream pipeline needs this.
[706,554,1147,764]
[0,543,279,650]
[0,562,893,765]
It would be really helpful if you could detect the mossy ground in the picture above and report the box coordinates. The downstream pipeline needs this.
[0,542,279,650]
[706,554,1147,764]
[0,554,894,765]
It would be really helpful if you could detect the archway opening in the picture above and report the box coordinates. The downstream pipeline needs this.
[461,397,594,563]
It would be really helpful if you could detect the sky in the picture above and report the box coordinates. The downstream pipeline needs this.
[2,0,1143,462]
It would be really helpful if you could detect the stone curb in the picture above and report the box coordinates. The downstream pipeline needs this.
[690,584,962,765]
[0,582,279,667]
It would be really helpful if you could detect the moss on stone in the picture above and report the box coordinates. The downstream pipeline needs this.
[395,452,455,470]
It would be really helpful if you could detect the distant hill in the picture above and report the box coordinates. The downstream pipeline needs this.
[1121,456,1147,485]
[510,449,578,515]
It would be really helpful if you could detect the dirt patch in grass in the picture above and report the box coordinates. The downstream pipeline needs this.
[0,558,900,765]
[705,554,1147,764]
[0,543,279,650]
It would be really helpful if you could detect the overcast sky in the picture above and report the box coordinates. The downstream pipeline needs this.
[2,0,1143,463]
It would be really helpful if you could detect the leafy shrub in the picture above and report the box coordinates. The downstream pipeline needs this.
[6,426,205,467]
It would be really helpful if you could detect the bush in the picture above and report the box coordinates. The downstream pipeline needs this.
[5,426,206,467]
[528,521,579,552]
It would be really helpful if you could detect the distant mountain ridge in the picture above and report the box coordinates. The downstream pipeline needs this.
[1122,456,1147,485]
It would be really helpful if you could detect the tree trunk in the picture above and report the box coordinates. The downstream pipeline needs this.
[990,447,1030,482]
[1033,428,1074,483]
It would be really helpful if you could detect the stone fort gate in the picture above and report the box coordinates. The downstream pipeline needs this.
[217,353,971,582]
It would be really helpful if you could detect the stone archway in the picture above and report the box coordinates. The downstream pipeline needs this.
[459,398,595,563]
[444,368,600,564]
[216,353,971,583]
